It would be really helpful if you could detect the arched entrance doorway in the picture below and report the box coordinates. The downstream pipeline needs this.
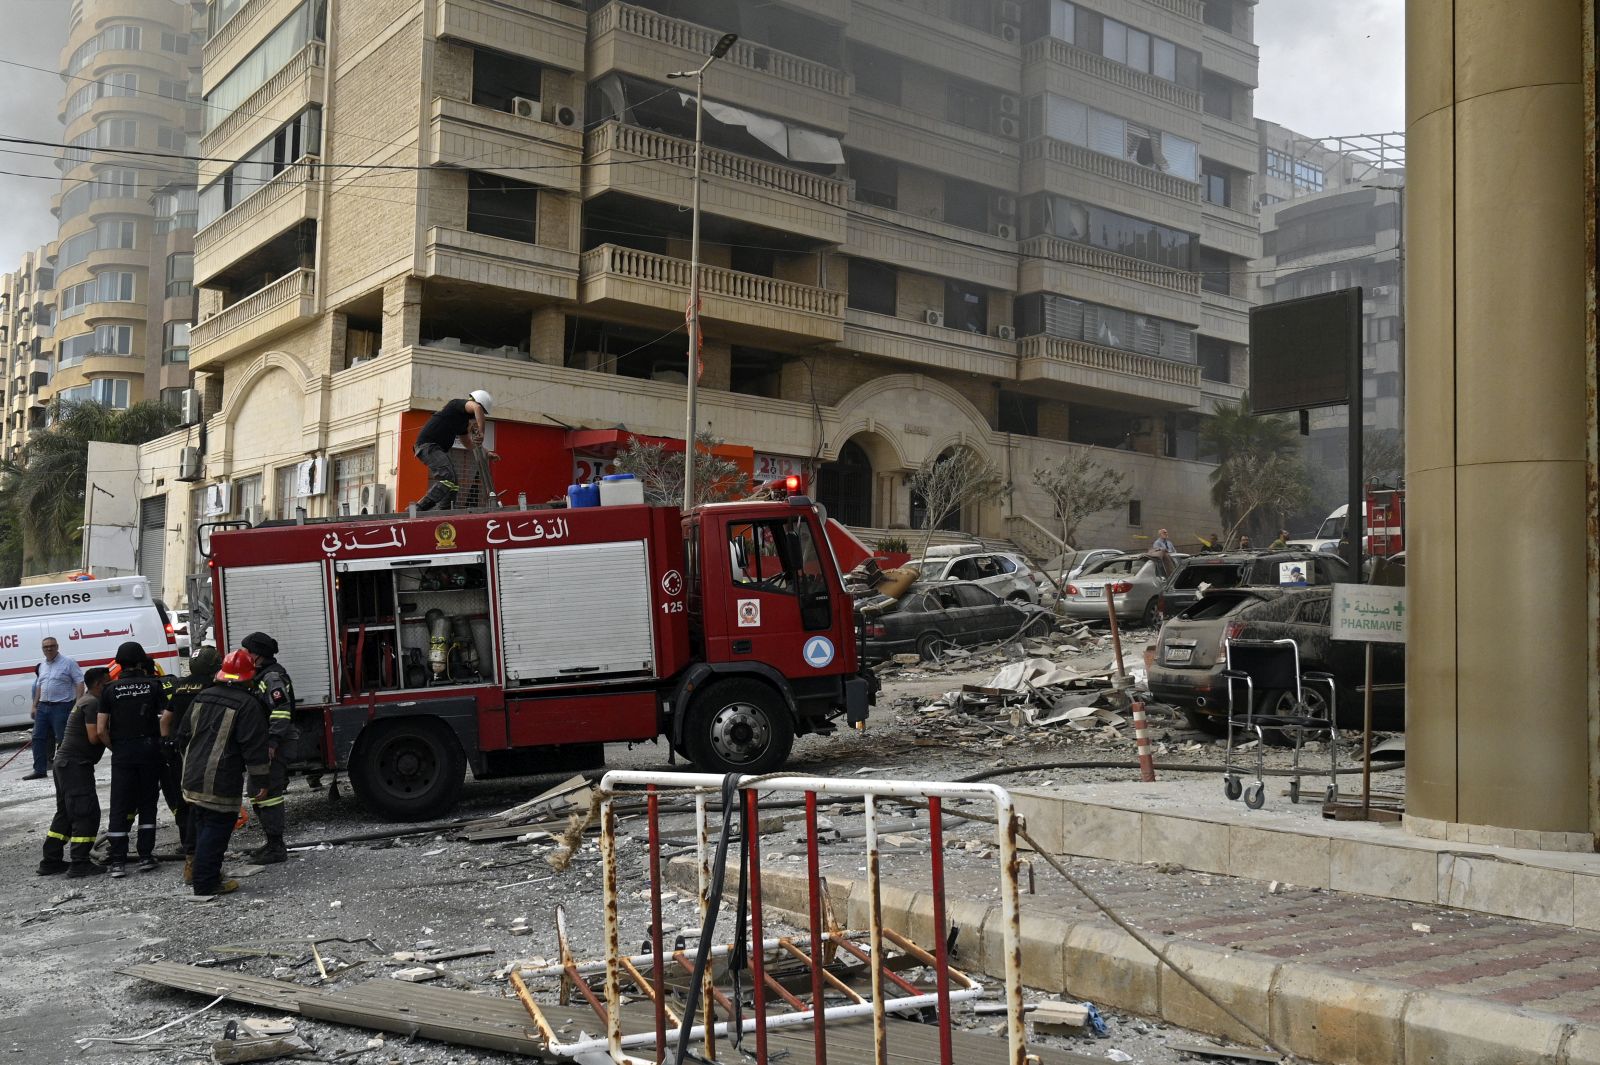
[816,438,874,526]
[908,447,973,533]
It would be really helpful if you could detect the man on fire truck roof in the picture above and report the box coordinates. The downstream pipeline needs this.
[410,390,495,512]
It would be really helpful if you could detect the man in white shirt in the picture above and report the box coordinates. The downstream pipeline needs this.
[27,637,85,780]
[1151,529,1178,555]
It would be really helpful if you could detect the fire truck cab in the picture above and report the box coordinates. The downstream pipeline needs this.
[206,497,874,820]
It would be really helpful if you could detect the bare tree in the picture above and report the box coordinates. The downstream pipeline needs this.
[907,446,1005,559]
[1031,449,1132,551]
[612,431,744,508]
[1221,452,1312,546]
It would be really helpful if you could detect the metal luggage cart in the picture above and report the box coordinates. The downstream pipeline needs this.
[1219,638,1341,809]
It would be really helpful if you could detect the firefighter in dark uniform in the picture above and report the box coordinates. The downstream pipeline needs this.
[177,650,271,897]
[159,646,222,885]
[409,390,494,512]
[38,667,111,878]
[96,642,169,877]
[241,631,294,864]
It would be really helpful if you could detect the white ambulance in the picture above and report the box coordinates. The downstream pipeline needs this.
[0,577,179,729]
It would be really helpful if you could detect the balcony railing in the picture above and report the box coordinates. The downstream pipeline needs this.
[592,2,848,97]
[1146,0,1205,20]
[1018,334,1201,388]
[1023,137,1201,203]
[588,122,848,207]
[581,244,843,319]
[1023,38,1202,111]
[202,42,325,150]
[192,268,315,350]
[197,156,319,247]
[1021,235,1201,295]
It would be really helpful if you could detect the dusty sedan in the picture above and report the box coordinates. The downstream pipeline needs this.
[1060,553,1184,626]
[860,584,1055,662]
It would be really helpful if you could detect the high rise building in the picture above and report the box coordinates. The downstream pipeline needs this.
[0,245,58,461]
[124,0,1261,606]
[49,0,205,417]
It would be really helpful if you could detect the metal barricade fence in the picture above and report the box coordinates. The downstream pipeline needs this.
[518,770,1028,1065]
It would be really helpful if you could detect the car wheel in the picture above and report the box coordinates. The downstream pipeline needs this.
[915,632,948,661]
[1023,614,1053,638]
[1138,597,1160,628]
[1182,707,1227,736]
[1255,687,1331,747]
[349,717,467,822]
[683,679,795,775]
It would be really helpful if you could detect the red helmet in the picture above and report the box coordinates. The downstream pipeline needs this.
[217,649,257,683]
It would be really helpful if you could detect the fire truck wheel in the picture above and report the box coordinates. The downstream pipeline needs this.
[684,679,795,775]
[349,718,466,821]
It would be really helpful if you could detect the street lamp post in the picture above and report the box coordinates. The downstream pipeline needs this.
[669,31,738,512]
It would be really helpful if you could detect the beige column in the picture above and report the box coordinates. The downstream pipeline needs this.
[381,275,423,353]
[529,307,565,367]
[1406,0,1596,845]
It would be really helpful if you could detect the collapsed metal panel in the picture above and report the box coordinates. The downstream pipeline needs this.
[222,560,333,703]
[496,541,655,684]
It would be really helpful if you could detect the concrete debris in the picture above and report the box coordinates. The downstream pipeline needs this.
[211,1033,312,1063]
[1032,999,1090,1034]
[392,966,440,982]
[1412,922,1432,933]
[239,1019,295,1038]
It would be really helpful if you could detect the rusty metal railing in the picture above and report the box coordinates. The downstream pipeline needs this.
[526,771,1027,1065]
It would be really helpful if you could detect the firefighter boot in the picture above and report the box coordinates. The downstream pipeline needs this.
[36,858,68,876]
[249,836,288,865]
[194,878,238,897]
[66,861,105,878]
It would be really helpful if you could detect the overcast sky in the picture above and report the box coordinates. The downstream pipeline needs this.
[0,2,1406,272]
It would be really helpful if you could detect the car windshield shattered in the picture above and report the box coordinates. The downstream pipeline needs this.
[1172,564,1246,590]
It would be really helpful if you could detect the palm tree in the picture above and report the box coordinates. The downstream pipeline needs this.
[0,399,180,578]
[1201,395,1303,544]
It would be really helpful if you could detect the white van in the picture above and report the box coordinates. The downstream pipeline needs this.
[0,577,179,729]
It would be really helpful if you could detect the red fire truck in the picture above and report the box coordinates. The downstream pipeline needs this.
[205,497,875,820]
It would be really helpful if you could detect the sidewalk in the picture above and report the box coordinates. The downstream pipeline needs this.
[672,797,1600,1065]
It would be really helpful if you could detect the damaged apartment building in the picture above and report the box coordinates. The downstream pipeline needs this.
[120,0,1260,606]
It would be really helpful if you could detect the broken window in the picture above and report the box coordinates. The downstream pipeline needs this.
[847,259,897,316]
[943,176,990,231]
[850,44,901,104]
[848,151,898,210]
[944,280,989,334]
[997,392,1039,436]
[467,172,538,244]
[473,48,541,113]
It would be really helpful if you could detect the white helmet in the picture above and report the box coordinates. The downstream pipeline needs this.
[469,389,493,415]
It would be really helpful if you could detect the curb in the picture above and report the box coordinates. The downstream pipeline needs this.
[664,858,1600,1064]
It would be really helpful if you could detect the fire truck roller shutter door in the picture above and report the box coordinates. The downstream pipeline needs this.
[221,563,333,705]
[496,542,655,684]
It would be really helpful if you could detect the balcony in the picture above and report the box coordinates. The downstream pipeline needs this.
[1200,203,1261,259]
[190,268,316,370]
[201,42,325,156]
[1200,113,1258,173]
[850,0,1020,93]
[1147,0,1205,19]
[589,3,850,133]
[586,122,847,245]
[849,98,1019,188]
[422,227,579,302]
[437,0,587,71]
[843,309,1017,379]
[1022,235,1200,295]
[847,204,1016,291]
[1021,138,1202,231]
[1020,239,1201,325]
[580,244,843,344]
[1022,38,1202,113]
[195,159,321,284]
[1200,25,1260,88]
[1200,292,1250,345]
[1017,334,1201,406]
[430,98,582,192]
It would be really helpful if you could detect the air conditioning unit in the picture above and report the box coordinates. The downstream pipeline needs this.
[991,192,1017,218]
[177,446,201,482]
[999,0,1023,24]
[360,484,390,515]
[998,22,1020,43]
[1372,285,1394,297]
[997,116,1020,139]
[992,222,1016,240]
[178,387,201,426]
[241,504,261,526]
[543,101,579,128]
[997,324,1017,341]
[997,94,1020,116]
[512,96,538,120]
[924,309,945,327]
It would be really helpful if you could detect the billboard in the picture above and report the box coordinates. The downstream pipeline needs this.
[1247,288,1362,414]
